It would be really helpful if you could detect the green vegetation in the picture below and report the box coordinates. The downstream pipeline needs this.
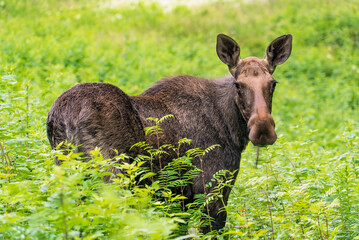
[0,0,358,239]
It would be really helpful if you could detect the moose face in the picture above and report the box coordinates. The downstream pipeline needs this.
[216,34,292,146]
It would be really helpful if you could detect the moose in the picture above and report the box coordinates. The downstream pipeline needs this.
[47,34,292,233]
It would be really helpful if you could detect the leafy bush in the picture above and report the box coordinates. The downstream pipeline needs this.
[1,114,232,239]
[0,0,358,239]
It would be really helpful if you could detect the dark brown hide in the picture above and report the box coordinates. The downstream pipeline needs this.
[47,34,292,233]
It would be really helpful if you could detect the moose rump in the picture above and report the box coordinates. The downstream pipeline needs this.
[46,82,145,163]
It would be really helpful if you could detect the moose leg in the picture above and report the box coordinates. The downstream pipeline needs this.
[201,186,232,234]
[201,203,227,234]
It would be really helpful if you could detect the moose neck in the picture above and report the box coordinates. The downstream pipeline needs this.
[132,75,250,154]
[212,75,249,150]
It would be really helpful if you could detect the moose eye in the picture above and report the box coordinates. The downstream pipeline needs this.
[234,82,240,89]
[272,80,279,89]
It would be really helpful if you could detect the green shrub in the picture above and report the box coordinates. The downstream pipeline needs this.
[1,0,358,239]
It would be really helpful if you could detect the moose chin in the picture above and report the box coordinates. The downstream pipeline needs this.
[47,33,292,233]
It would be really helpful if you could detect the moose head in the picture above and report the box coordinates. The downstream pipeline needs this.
[216,34,292,146]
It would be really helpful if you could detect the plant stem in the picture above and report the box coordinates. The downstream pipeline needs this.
[324,212,329,239]
[26,84,29,134]
[265,166,274,240]
[200,157,212,231]
[255,146,260,167]
[269,161,287,216]
[156,131,162,171]
[0,141,14,183]
[288,158,302,184]
[59,190,69,240]
[317,215,324,240]
[299,215,305,240]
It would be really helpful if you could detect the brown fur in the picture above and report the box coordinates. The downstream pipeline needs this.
[47,34,292,233]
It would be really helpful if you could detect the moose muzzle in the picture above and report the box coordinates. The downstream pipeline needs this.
[247,110,277,146]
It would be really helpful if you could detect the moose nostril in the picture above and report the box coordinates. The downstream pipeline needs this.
[249,127,277,146]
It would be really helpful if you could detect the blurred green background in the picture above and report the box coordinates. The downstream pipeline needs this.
[1,0,358,142]
[0,0,358,239]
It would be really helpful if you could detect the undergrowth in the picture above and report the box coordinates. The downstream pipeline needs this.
[1,114,232,239]
[227,122,359,239]
[1,0,359,239]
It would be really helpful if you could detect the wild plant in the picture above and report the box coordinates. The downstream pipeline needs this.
[0,141,16,183]
[131,115,238,238]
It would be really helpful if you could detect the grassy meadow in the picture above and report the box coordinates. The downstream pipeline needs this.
[0,0,358,239]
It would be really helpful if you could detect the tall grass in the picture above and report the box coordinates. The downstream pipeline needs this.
[0,0,358,239]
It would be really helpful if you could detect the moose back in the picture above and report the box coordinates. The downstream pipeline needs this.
[47,34,292,232]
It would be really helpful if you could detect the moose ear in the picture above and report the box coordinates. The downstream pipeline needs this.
[216,34,241,69]
[265,34,292,73]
